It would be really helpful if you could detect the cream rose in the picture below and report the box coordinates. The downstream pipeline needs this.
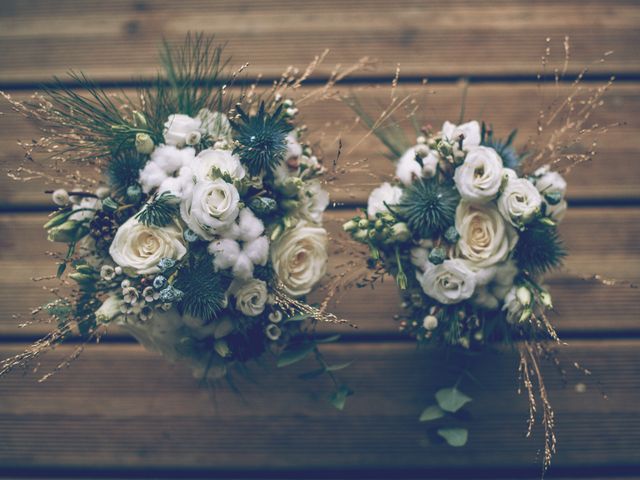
[454,146,504,203]
[233,279,268,316]
[193,148,245,181]
[498,177,542,227]
[416,259,477,304]
[455,201,517,268]
[441,120,481,150]
[164,114,202,147]
[271,223,328,297]
[367,182,403,219]
[180,179,240,239]
[109,217,187,275]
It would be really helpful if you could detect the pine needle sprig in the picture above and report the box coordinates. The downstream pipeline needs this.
[39,71,149,159]
[397,178,460,237]
[230,102,293,177]
[515,220,567,275]
[175,258,232,322]
[107,151,147,197]
[135,192,180,227]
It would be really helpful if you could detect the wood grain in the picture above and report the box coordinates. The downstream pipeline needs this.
[1,209,638,337]
[1,0,638,83]
[0,340,637,470]
[1,83,638,207]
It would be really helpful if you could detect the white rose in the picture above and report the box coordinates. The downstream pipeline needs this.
[109,217,187,275]
[197,109,232,143]
[193,149,245,181]
[395,146,439,185]
[455,201,517,268]
[180,179,240,239]
[454,146,504,203]
[441,120,481,149]
[367,182,403,220]
[232,279,268,316]
[164,114,202,147]
[271,223,328,297]
[298,180,330,224]
[416,259,477,305]
[498,177,542,227]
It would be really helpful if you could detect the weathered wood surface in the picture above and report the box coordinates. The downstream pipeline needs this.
[1,83,638,207]
[0,209,638,337]
[0,340,638,471]
[1,0,638,83]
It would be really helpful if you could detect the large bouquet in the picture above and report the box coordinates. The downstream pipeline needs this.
[1,35,353,404]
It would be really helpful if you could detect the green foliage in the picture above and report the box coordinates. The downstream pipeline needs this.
[514,220,567,275]
[419,405,446,422]
[437,427,468,447]
[277,342,315,368]
[230,102,293,177]
[140,33,235,143]
[135,192,180,227]
[481,123,524,170]
[107,151,147,197]
[329,385,354,411]
[435,387,472,413]
[397,178,460,237]
[40,72,146,159]
[175,257,232,322]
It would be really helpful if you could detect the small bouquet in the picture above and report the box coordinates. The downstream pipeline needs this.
[342,56,616,465]
[1,35,354,405]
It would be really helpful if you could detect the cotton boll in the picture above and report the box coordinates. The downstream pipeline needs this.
[237,208,265,242]
[410,247,430,271]
[396,147,423,185]
[139,145,196,193]
[286,133,303,159]
[209,238,241,270]
[139,163,166,193]
[232,254,254,280]
[244,236,269,265]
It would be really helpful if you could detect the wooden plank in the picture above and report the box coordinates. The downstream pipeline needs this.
[0,208,638,336]
[1,83,639,206]
[0,0,638,83]
[0,340,638,470]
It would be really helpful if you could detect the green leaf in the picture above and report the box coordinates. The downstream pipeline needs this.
[135,191,180,227]
[437,427,468,447]
[315,334,341,344]
[277,343,315,368]
[283,313,310,323]
[329,385,354,411]
[435,387,472,413]
[326,361,352,372]
[419,405,445,422]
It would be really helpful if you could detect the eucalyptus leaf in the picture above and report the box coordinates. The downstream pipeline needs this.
[329,385,354,411]
[419,405,445,422]
[326,362,352,372]
[276,343,315,368]
[437,427,468,447]
[435,387,472,413]
[298,367,326,380]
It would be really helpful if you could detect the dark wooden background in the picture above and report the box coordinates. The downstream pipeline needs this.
[0,1,639,478]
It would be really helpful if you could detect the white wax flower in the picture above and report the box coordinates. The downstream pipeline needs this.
[498,177,542,227]
[395,146,439,186]
[441,120,481,150]
[270,222,328,297]
[109,217,187,275]
[69,196,101,222]
[454,146,504,203]
[286,132,303,159]
[208,208,269,280]
[231,278,269,316]
[139,145,196,199]
[164,114,202,147]
[503,286,528,323]
[455,201,518,268]
[367,182,403,220]
[180,179,240,240]
[193,148,245,181]
[416,259,477,305]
